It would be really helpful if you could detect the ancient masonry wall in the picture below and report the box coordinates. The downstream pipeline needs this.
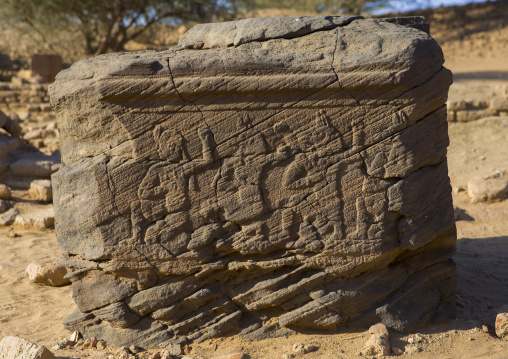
[0,81,52,114]
[50,16,457,348]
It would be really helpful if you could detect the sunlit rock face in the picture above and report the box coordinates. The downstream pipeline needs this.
[49,15,455,348]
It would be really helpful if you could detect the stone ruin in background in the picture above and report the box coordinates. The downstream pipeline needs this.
[49,16,456,348]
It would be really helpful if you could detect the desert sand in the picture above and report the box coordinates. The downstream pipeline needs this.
[0,2,507,358]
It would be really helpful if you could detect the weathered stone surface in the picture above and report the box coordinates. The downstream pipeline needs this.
[0,336,55,359]
[49,16,455,347]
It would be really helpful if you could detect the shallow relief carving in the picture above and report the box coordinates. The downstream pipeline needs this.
[50,16,456,348]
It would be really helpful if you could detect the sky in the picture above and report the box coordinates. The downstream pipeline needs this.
[370,0,489,14]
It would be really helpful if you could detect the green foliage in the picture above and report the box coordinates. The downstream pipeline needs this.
[0,0,389,58]
[0,0,256,56]
[252,0,387,15]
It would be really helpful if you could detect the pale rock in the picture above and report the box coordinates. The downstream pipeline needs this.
[292,343,305,354]
[83,336,98,349]
[0,336,55,359]
[282,354,295,359]
[148,353,162,359]
[0,208,19,226]
[14,208,54,229]
[490,98,508,111]
[96,341,107,350]
[50,15,455,347]
[0,183,12,200]
[361,333,390,357]
[467,177,508,203]
[369,323,389,336]
[482,325,489,333]
[28,180,53,202]
[495,312,508,339]
[26,262,69,286]
[24,129,43,140]
[160,352,173,359]
[69,331,82,342]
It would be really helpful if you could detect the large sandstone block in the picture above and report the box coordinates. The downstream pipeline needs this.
[49,16,455,348]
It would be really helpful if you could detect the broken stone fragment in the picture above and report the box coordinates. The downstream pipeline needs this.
[0,208,19,226]
[369,323,389,336]
[0,110,22,137]
[0,183,12,200]
[0,199,8,213]
[496,311,508,339]
[467,177,508,203]
[25,261,70,287]
[28,180,53,202]
[14,208,54,229]
[0,336,55,359]
[50,15,455,347]
[361,333,391,356]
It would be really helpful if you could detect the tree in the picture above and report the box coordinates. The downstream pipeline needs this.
[0,0,428,59]
[0,0,256,56]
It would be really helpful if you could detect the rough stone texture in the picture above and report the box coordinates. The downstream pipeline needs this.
[49,16,455,347]
[496,311,508,340]
[25,261,70,287]
[28,180,53,202]
[0,336,55,359]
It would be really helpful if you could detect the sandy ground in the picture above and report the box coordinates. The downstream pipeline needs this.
[1,4,508,358]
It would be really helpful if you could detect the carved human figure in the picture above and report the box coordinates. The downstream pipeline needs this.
[215,131,291,224]
[282,110,345,245]
[130,126,214,246]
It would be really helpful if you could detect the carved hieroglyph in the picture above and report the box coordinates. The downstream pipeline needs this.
[49,16,456,348]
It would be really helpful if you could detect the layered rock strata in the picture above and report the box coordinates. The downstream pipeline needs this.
[49,16,456,348]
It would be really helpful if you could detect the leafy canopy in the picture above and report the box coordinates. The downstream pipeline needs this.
[0,0,393,57]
